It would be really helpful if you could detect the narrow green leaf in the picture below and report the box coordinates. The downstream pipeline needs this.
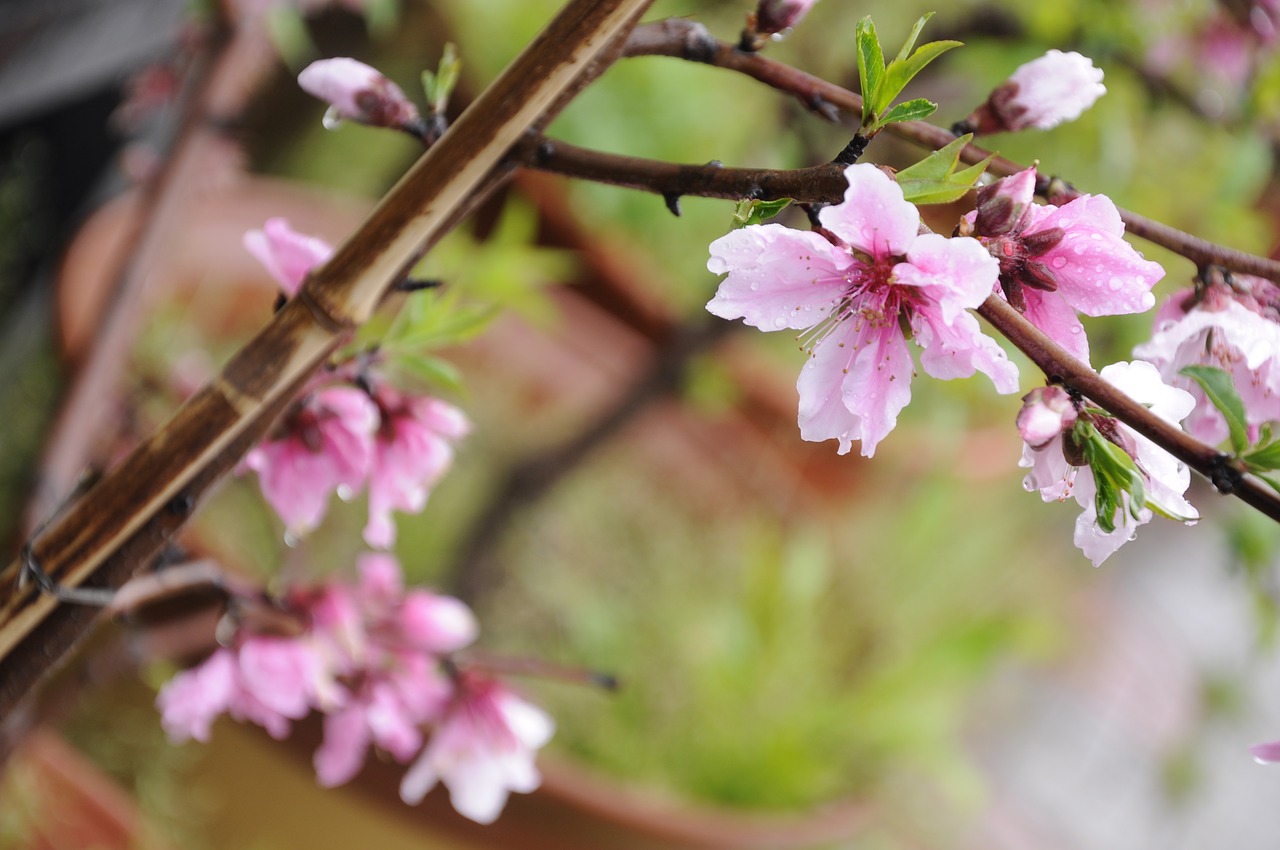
[875,40,962,116]
[896,135,991,205]
[879,98,938,127]
[393,352,464,395]
[1180,364,1249,454]
[1257,473,1280,496]
[893,13,935,64]
[856,18,884,128]
[1245,440,1280,471]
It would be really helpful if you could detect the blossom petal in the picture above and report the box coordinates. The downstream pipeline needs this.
[795,312,914,458]
[896,233,999,323]
[707,225,854,331]
[1020,288,1091,363]
[913,307,1020,393]
[818,164,919,258]
[1027,195,1162,316]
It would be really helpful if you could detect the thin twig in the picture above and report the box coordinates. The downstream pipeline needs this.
[622,19,1280,283]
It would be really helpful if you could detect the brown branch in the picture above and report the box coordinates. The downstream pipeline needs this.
[622,19,1280,283]
[509,133,1280,520]
[516,134,849,203]
[0,0,656,727]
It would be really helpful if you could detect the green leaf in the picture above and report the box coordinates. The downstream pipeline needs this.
[1180,364,1249,454]
[422,44,462,114]
[1244,440,1280,471]
[875,39,962,118]
[896,135,991,205]
[893,12,934,64]
[1257,473,1280,495]
[856,18,885,128]
[391,351,464,395]
[385,289,499,351]
[878,98,938,127]
[732,198,793,228]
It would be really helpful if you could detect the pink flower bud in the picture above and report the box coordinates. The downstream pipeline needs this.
[974,168,1037,237]
[1017,386,1077,448]
[756,0,818,34]
[298,58,421,130]
[964,50,1106,134]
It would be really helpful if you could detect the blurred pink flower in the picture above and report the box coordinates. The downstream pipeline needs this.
[157,638,327,743]
[707,163,1017,457]
[965,50,1105,134]
[364,389,470,549]
[1251,739,1280,763]
[298,58,421,130]
[400,673,555,824]
[157,554,538,822]
[244,387,378,538]
[965,167,1163,363]
[243,217,334,296]
[1135,279,1280,445]
[1021,360,1197,566]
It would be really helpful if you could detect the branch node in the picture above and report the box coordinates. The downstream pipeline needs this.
[1209,454,1244,495]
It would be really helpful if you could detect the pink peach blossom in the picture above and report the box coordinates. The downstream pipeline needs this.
[364,389,470,549]
[1021,361,1197,566]
[1134,280,1280,446]
[707,163,1017,457]
[244,387,378,538]
[400,674,555,824]
[243,218,333,296]
[966,167,1163,363]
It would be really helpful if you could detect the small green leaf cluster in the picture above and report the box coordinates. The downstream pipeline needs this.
[421,43,462,115]
[1076,421,1146,534]
[856,14,960,136]
[895,135,992,204]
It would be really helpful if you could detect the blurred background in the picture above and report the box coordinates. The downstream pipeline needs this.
[3,0,1280,847]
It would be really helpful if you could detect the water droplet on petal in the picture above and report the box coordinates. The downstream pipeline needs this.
[774,317,788,328]
[284,530,300,548]
[1107,277,1123,291]
[321,106,344,131]
[1051,256,1067,269]
[337,485,354,501]
[749,281,760,291]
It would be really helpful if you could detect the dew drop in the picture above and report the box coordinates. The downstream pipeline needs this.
[337,485,354,502]
[1107,277,1123,291]
[1051,256,1067,269]
[749,281,760,291]
[284,530,300,549]
[321,106,344,131]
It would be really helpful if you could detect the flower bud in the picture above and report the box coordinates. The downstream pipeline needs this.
[974,168,1037,237]
[962,50,1105,135]
[298,58,421,130]
[756,0,818,34]
[1017,385,1077,448]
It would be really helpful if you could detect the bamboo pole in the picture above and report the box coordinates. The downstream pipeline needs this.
[0,0,655,719]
